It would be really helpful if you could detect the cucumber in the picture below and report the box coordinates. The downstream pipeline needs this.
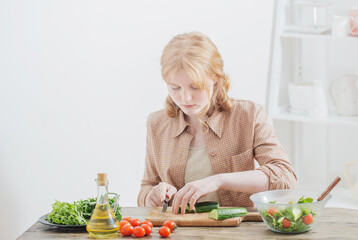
[292,207,303,221]
[178,201,219,213]
[194,201,219,213]
[277,217,285,223]
[178,205,194,214]
[209,207,247,220]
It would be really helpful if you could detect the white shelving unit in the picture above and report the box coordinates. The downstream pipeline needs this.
[266,0,358,208]
[281,31,358,39]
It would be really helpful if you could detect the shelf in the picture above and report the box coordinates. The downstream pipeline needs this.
[272,108,358,125]
[292,0,336,7]
[280,31,358,40]
[267,0,358,212]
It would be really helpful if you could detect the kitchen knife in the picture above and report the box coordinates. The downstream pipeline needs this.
[161,195,169,212]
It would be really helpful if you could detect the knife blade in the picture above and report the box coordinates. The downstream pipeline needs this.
[161,195,169,212]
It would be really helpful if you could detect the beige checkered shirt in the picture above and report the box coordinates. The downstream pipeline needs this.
[137,100,297,207]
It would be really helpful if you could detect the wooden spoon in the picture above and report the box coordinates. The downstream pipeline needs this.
[317,176,341,201]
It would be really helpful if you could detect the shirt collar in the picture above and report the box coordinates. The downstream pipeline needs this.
[173,110,189,137]
[205,110,224,138]
[172,109,224,138]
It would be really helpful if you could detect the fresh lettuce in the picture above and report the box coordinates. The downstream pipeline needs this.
[297,196,313,204]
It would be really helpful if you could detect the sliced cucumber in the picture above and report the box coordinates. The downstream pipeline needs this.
[178,201,218,213]
[292,207,303,221]
[209,207,247,220]
[178,205,194,214]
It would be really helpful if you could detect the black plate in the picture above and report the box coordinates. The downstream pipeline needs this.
[38,214,86,228]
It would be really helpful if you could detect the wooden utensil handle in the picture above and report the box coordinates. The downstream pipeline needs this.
[317,176,341,201]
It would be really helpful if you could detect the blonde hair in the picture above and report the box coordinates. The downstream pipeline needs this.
[161,32,232,122]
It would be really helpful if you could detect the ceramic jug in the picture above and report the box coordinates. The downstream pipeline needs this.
[330,75,358,116]
[344,162,358,203]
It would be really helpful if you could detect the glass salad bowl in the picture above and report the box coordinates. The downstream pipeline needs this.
[250,189,331,234]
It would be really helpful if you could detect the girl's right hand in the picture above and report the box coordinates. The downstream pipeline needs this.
[145,182,177,207]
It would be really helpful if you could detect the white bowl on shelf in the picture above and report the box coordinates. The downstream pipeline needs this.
[284,25,331,34]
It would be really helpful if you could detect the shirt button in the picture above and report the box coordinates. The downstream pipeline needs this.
[210,152,216,157]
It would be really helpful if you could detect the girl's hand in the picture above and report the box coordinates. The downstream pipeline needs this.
[145,182,177,207]
[172,175,222,214]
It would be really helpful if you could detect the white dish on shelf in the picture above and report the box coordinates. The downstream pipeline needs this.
[284,25,331,34]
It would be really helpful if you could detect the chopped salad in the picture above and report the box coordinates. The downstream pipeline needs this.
[260,196,316,233]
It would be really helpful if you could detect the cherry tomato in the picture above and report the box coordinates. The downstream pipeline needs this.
[141,224,152,235]
[141,220,153,228]
[163,220,177,232]
[282,218,291,228]
[130,218,142,227]
[119,220,130,229]
[132,226,146,238]
[120,223,134,236]
[123,217,133,222]
[159,226,171,237]
[267,207,278,216]
[302,213,314,225]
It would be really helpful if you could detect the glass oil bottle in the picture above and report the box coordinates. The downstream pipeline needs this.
[86,173,120,238]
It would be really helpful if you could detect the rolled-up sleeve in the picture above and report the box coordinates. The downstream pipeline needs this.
[137,115,161,206]
[253,105,297,190]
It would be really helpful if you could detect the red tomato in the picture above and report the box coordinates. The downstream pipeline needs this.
[302,213,314,225]
[141,220,153,228]
[159,226,171,237]
[163,220,177,232]
[282,218,291,228]
[123,217,133,222]
[141,224,152,235]
[120,223,134,236]
[267,207,278,216]
[130,218,142,227]
[119,220,130,230]
[132,226,146,238]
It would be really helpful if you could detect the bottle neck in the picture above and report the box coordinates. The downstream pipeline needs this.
[96,184,109,204]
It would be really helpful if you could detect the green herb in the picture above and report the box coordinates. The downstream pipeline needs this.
[46,197,122,225]
[46,200,87,225]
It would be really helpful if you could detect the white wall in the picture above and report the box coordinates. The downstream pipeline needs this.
[0,0,274,238]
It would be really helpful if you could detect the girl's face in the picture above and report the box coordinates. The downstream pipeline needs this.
[167,70,215,118]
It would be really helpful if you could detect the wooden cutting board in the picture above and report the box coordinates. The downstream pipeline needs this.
[146,207,262,227]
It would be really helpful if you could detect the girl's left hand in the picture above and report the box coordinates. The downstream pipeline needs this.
[171,175,222,214]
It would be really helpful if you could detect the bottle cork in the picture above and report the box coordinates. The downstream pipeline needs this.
[97,173,107,186]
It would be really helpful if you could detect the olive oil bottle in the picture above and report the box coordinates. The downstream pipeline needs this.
[86,173,120,238]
